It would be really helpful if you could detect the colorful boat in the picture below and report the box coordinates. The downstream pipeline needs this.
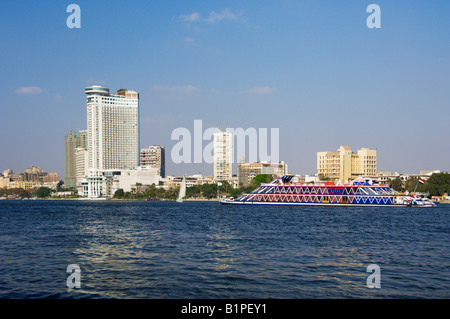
[220,175,436,207]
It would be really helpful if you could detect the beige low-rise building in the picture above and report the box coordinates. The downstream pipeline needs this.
[238,161,288,186]
[1,167,59,190]
[370,171,439,184]
[158,174,239,190]
[7,180,41,190]
[0,177,11,188]
[43,172,59,183]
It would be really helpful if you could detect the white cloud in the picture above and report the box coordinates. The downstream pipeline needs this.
[151,85,200,94]
[184,37,195,43]
[15,86,43,95]
[241,86,277,95]
[180,12,201,22]
[53,94,63,102]
[205,8,240,23]
[179,8,242,24]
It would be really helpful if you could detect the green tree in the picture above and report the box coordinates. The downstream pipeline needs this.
[144,184,156,199]
[35,187,52,198]
[135,193,144,200]
[425,173,450,196]
[56,180,65,191]
[166,187,178,200]
[251,174,273,187]
[229,187,243,198]
[404,177,426,193]
[201,183,217,198]
[15,188,30,198]
[113,188,124,198]
[187,185,201,197]
[217,181,232,194]
[389,177,403,191]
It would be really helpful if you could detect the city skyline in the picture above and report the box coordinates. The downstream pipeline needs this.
[1,1,449,178]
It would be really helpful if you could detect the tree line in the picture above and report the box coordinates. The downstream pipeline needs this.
[187,174,274,199]
[0,181,70,199]
[112,174,275,200]
[388,173,450,196]
[113,184,179,200]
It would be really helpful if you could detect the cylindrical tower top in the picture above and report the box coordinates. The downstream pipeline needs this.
[85,86,110,95]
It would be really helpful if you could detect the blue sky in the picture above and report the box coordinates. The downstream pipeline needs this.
[0,0,449,178]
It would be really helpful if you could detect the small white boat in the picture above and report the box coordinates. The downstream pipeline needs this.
[78,197,107,201]
[407,196,436,207]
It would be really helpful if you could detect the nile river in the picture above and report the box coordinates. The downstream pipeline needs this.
[0,200,449,298]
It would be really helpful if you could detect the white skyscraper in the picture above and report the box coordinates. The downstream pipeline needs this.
[85,86,139,171]
[213,131,233,181]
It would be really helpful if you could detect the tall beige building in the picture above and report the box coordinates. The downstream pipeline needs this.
[356,148,377,177]
[317,146,377,181]
[213,131,233,181]
[65,130,88,188]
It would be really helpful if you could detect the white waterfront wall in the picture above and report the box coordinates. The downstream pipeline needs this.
[115,167,160,193]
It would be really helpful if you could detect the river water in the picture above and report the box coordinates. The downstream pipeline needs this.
[0,200,448,298]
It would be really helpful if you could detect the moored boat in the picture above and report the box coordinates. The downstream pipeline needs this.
[220,175,436,207]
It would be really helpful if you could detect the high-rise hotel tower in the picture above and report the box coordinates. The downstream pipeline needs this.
[85,86,139,171]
